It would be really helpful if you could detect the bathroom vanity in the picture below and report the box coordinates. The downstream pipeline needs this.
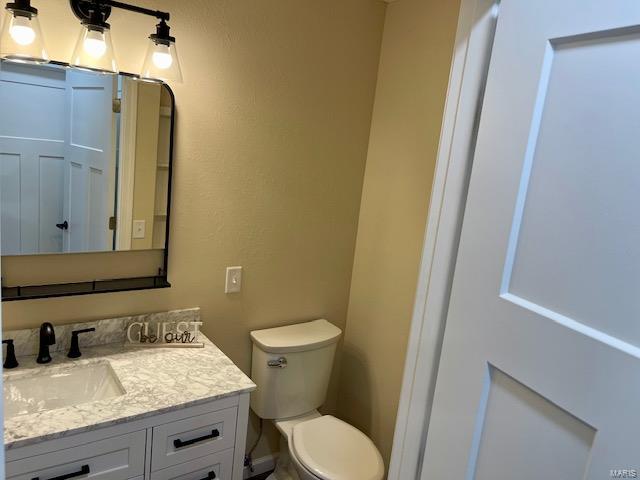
[3,310,255,480]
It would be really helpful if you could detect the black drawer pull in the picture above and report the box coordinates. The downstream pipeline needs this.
[32,464,90,480]
[173,429,220,449]
[198,471,217,480]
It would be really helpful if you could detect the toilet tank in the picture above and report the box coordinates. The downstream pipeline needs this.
[250,319,342,420]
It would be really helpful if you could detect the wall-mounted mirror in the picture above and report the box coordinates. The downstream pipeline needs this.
[0,61,174,300]
[0,61,173,256]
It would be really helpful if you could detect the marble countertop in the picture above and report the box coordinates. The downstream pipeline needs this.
[3,335,256,450]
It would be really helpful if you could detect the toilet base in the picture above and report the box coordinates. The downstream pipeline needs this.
[266,434,301,480]
[266,468,298,480]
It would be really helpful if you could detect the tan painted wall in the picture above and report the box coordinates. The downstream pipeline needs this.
[1,0,386,458]
[336,0,461,467]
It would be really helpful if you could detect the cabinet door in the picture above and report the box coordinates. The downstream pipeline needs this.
[150,449,234,480]
[6,431,146,480]
[152,407,237,471]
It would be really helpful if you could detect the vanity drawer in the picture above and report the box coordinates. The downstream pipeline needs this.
[152,407,237,471]
[6,430,146,480]
[150,449,234,480]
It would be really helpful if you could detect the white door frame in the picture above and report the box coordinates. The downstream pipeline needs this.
[0,246,4,476]
[387,0,500,478]
[115,77,138,251]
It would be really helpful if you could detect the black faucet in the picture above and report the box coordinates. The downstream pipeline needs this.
[67,328,96,358]
[2,339,18,369]
[37,322,56,364]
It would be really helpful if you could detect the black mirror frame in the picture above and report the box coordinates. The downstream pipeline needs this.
[1,60,176,301]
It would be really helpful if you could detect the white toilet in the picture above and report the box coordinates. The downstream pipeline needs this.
[250,319,384,480]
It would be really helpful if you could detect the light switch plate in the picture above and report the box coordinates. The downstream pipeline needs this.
[133,220,146,239]
[225,266,242,293]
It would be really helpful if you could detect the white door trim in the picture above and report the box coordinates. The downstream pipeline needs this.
[387,1,499,478]
[116,77,138,251]
[0,255,4,477]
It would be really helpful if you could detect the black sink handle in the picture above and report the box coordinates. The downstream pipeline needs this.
[2,339,18,369]
[173,429,220,449]
[67,328,96,359]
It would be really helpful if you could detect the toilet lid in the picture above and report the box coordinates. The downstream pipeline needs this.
[291,415,384,480]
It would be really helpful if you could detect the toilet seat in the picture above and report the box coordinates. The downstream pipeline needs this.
[290,415,384,480]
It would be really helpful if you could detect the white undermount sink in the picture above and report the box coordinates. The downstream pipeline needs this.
[4,362,125,420]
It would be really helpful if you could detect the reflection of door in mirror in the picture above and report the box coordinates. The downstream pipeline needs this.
[66,69,116,254]
[0,62,116,255]
[0,62,172,256]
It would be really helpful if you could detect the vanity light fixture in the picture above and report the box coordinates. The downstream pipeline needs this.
[0,0,183,82]
[140,19,183,83]
[0,0,49,63]
[68,0,182,81]
[70,1,117,73]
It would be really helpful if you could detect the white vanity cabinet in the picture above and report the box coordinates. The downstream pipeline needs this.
[5,394,250,480]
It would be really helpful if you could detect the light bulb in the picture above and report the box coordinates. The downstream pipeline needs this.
[140,21,182,82]
[83,29,106,58]
[152,44,173,69]
[9,16,36,46]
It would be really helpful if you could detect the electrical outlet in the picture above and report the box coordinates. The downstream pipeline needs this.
[225,266,242,293]
[132,220,146,239]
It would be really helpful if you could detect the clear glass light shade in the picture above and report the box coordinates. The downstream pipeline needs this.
[0,9,48,62]
[71,25,117,73]
[141,38,182,83]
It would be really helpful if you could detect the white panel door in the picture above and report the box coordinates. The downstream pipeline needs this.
[0,63,67,255]
[65,70,115,252]
[423,1,640,479]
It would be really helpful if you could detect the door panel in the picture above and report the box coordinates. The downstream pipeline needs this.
[472,367,595,479]
[0,64,114,255]
[0,153,21,254]
[65,70,115,252]
[0,63,66,141]
[88,167,106,249]
[0,63,67,254]
[505,28,640,349]
[38,155,65,253]
[423,1,640,478]
[68,161,86,253]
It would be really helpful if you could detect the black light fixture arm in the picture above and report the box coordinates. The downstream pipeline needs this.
[103,0,169,21]
[70,0,169,24]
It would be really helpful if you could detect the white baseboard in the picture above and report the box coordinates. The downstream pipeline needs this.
[244,454,277,479]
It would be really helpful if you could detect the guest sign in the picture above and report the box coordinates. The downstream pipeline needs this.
[126,321,204,348]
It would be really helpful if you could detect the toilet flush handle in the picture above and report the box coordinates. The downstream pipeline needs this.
[268,357,288,368]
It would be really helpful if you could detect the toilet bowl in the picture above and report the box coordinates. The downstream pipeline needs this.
[265,411,383,480]
[250,320,385,480]
[287,415,384,480]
